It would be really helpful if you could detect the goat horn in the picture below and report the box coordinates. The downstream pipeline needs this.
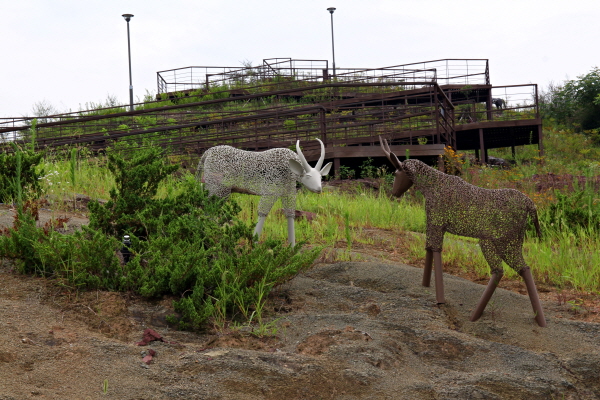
[379,136,391,157]
[379,136,402,169]
[295,140,311,171]
[315,138,325,170]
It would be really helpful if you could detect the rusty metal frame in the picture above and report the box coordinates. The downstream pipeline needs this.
[0,82,455,164]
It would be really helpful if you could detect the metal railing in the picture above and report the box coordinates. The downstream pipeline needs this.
[454,84,539,125]
[156,59,330,94]
[393,59,490,86]
[156,58,488,95]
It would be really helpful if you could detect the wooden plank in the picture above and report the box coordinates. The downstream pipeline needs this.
[454,118,542,131]
[302,144,445,161]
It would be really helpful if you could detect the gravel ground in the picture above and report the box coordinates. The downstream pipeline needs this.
[1,258,599,399]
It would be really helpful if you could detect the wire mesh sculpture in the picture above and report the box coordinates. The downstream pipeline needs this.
[197,139,332,246]
[380,138,546,327]
[492,97,506,110]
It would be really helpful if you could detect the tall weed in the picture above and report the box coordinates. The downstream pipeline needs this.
[0,147,44,203]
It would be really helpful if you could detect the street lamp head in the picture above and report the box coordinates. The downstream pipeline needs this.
[327,7,336,14]
[122,13,134,22]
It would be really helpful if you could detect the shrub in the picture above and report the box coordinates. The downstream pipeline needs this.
[338,165,355,180]
[87,147,179,238]
[359,157,377,179]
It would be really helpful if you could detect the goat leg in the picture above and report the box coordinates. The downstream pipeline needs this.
[287,216,295,247]
[433,251,445,304]
[423,249,433,287]
[470,271,503,322]
[253,215,267,241]
[519,267,547,327]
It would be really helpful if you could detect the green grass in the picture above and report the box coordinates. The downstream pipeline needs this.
[232,186,425,247]
[39,156,114,201]
[231,183,600,293]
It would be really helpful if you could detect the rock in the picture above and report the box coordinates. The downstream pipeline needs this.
[142,355,153,365]
[487,156,511,168]
[563,354,600,397]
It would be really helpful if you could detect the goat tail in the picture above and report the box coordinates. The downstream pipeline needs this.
[527,199,542,239]
[196,151,208,182]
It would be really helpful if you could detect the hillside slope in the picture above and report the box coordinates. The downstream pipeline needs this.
[1,258,598,399]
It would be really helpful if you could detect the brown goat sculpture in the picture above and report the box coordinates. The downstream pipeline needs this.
[380,138,546,327]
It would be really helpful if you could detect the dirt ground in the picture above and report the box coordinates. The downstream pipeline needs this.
[0,204,599,399]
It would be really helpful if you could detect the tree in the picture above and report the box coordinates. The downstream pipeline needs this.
[541,67,600,133]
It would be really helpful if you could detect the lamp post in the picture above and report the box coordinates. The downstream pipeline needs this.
[122,13,134,112]
[327,7,336,78]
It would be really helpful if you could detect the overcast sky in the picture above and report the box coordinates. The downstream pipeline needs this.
[2,0,599,118]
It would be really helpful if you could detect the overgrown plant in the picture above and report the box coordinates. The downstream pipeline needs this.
[539,189,600,234]
[443,146,465,176]
[338,165,355,180]
[0,145,44,203]
[359,157,377,179]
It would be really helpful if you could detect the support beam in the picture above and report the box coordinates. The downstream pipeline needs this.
[478,128,486,165]
[538,124,544,157]
[437,154,445,172]
[486,92,493,121]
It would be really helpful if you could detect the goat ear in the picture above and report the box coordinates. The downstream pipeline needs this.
[319,162,332,176]
[289,159,305,175]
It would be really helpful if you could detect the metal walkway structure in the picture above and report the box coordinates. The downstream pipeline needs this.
[1,58,542,173]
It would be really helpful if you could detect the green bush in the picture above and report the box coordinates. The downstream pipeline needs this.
[359,157,377,179]
[88,147,180,238]
[338,165,355,180]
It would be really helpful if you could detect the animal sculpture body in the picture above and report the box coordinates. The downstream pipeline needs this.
[380,137,546,327]
[492,97,506,110]
[197,139,332,246]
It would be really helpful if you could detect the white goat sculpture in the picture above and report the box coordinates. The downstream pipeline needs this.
[196,139,332,246]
